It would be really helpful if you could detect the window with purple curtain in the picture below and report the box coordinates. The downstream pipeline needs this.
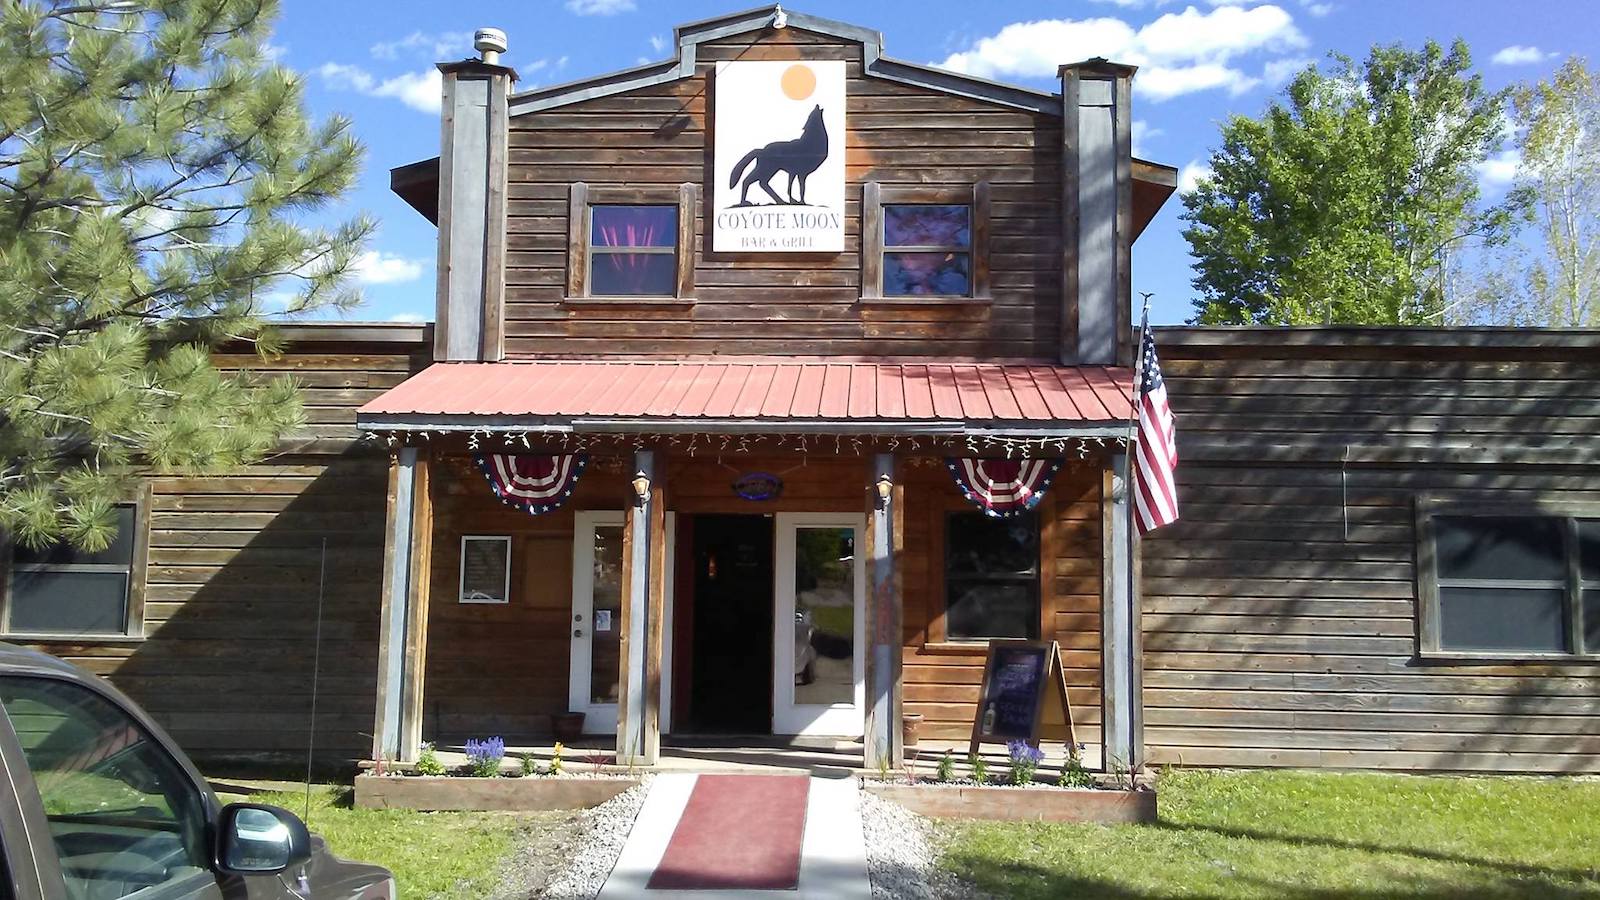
[589,204,678,296]
[882,204,971,297]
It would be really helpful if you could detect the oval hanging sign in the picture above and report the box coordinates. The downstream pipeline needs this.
[732,472,784,501]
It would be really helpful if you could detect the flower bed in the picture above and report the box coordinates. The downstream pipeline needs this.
[864,743,1157,824]
[354,739,640,811]
[354,771,640,811]
[863,780,1156,824]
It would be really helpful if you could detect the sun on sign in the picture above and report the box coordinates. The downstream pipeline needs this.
[711,60,846,253]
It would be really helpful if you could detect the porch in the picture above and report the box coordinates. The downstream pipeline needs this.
[357,359,1142,773]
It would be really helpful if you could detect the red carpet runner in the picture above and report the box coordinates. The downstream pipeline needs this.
[647,774,810,890]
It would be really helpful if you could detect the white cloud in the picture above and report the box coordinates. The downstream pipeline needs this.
[1132,120,1163,155]
[1303,2,1335,16]
[262,42,288,62]
[1475,150,1522,188]
[389,312,429,323]
[370,30,472,61]
[352,251,426,285]
[317,63,442,114]
[1491,45,1554,66]
[565,0,636,15]
[1178,159,1213,194]
[936,5,1305,101]
[1140,63,1259,101]
[648,34,667,54]
[1263,56,1314,85]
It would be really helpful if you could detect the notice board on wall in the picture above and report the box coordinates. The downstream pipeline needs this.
[968,640,1077,754]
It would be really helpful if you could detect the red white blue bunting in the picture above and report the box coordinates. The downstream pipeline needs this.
[475,454,587,516]
[946,457,1063,518]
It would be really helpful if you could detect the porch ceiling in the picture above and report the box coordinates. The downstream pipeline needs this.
[356,359,1134,435]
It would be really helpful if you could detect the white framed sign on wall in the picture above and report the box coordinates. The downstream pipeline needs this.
[711,60,846,253]
[459,535,511,604]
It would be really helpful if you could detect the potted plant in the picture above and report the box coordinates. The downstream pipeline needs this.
[902,712,924,748]
[552,711,585,743]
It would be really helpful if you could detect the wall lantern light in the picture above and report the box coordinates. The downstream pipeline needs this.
[631,471,652,507]
[874,473,893,509]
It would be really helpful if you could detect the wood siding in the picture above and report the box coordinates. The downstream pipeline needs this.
[502,27,1063,359]
[419,452,1106,745]
[902,461,1103,743]
[1142,328,1600,773]
[9,334,428,763]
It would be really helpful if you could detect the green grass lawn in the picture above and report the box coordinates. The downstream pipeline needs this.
[236,787,563,899]
[940,769,1600,899]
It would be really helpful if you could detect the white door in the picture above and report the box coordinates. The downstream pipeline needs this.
[569,511,675,735]
[772,513,866,736]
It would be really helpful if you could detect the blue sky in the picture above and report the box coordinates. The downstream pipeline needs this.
[276,0,1595,326]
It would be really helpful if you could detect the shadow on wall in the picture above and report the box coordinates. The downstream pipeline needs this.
[110,447,392,773]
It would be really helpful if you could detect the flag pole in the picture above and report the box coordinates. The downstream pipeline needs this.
[1127,293,1154,452]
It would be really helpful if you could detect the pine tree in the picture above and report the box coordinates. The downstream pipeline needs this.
[0,0,370,550]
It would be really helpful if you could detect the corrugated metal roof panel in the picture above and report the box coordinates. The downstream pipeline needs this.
[357,360,1135,427]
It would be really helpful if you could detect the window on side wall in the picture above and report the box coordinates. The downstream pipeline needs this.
[3,502,146,638]
[944,510,1040,640]
[1419,505,1600,659]
[567,182,696,302]
[862,182,991,302]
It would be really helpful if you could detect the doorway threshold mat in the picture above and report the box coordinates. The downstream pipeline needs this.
[647,774,810,890]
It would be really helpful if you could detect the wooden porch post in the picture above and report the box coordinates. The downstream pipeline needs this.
[865,452,904,770]
[1101,450,1140,772]
[374,447,432,764]
[617,450,663,766]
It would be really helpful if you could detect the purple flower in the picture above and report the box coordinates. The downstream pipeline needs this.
[465,736,506,765]
[1007,740,1044,766]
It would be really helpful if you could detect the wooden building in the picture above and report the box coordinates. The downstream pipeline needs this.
[2,7,1596,775]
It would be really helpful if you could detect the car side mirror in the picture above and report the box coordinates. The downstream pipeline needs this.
[214,803,312,876]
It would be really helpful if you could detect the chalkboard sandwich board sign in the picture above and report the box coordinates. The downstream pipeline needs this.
[969,639,1077,757]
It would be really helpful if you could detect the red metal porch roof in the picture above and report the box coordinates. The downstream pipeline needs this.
[358,360,1134,429]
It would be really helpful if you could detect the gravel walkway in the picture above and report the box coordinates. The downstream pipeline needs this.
[859,787,981,900]
[535,778,653,900]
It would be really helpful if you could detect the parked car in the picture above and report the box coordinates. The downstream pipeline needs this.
[0,642,394,899]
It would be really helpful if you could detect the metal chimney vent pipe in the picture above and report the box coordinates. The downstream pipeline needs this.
[474,27,507,65]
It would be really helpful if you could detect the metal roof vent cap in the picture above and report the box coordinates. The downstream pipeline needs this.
[474,27,508,65]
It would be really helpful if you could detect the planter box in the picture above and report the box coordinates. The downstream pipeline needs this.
[354,773,638,811]
[865,782,1156,824]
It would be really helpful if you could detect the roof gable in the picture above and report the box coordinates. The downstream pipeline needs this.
[507,4,1058,117]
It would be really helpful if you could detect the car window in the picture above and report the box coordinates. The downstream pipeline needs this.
[0,677,209,900]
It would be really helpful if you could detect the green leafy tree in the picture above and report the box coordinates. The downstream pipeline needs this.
[1182,40,1524,325]
[0,0,370,551]
[1463,57,1599,326]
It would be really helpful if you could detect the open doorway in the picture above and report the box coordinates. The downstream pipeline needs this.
[684,514,774,733]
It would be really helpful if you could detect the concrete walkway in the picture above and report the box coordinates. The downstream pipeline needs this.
[598,772,872,899]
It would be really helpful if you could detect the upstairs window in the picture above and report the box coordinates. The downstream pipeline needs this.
[3,501,147,638]
[567,182,696,303]
[589,205,678,296]
[1419,504,1600,658]
[862,182,991,302]
[883,204,971,296]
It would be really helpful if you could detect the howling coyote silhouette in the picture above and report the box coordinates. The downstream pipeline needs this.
[727,105,830,206]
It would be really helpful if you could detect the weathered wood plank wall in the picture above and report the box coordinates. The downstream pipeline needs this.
[24,329,428,763]
[502,27,1063,359]
[1141,327,1600,773]
[418,452,1105,745]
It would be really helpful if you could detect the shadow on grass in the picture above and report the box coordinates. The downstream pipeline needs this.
[1152,819,1600,888]
[946,854,1600,900]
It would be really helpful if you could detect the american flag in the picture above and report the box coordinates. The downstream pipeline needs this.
[1133,328,1179,534]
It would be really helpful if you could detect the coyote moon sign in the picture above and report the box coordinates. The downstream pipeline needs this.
[712,60,846,253]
